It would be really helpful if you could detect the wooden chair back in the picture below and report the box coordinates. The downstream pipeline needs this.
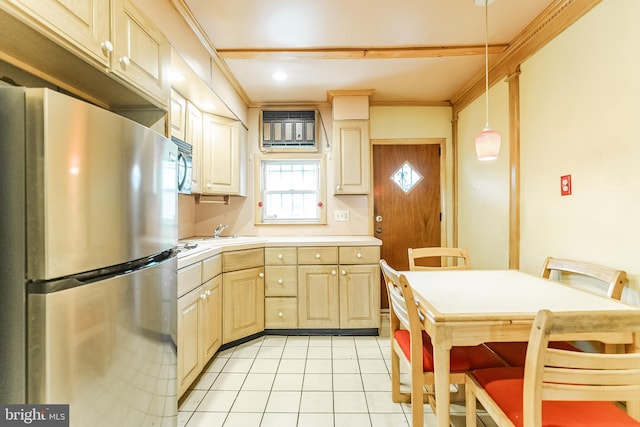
[408,247,470,271]
[380,259,422,337]
[541,256,628,300]
[523,309,640,425]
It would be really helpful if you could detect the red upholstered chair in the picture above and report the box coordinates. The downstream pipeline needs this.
[486,257,628,366]
[379,260,504,426]
[466,309,640,427]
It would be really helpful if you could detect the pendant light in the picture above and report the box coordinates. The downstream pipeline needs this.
[475,0,501,161]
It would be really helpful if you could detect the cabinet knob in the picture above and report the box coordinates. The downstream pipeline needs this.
[278,311,284,318]
[206,183,212,188]
[277,254,284,260]
[331,270,337,276]
[356,252,362,258]
[200,293,206,300]
[341,270,347,276]
[315,253,321,259]
[336,185,341,191]
[278,279,283,284]
[101,40,113,55]
[258,272,264,278]
[119,56,130,69]
[206,290,211,296]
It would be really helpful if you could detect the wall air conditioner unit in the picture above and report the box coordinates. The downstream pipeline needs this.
[260,110,319,152]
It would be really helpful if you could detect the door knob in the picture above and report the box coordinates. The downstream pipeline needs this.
[375,227,382,234]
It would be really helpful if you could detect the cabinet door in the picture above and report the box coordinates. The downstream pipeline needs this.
[112,0,170,108]
[222,267,265,343]
[177,288,201,397]
[298,265,339,328]
[202,113,241,195]
[339,265,380,328]
[170,89,186,141]
[185,102,203,193]
[200,275,222,361]
[11,0,111,67]
[333,120,370,195]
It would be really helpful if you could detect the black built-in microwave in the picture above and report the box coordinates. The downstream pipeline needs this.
[172,137,192,195]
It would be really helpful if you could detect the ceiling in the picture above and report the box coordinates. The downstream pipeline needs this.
[180,0,555,106]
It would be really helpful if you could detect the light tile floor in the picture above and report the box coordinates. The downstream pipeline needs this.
[178,335,497,427]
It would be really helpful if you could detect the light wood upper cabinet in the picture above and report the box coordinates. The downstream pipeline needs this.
[112,0,170,107]
[4,0,170,109]
[333,120,371,195]
[185,102,203,194]
[8,0,112,67]
[202,113,246,196]
[170,89,187,141]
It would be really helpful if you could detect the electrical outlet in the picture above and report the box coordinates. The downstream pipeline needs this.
[334,210,350,221]
[561,174,572,196]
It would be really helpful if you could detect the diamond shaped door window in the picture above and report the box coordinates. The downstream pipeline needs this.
[391,161,422,193]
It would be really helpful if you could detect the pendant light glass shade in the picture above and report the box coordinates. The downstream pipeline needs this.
[475,126,501,160]
[475,0,501,161]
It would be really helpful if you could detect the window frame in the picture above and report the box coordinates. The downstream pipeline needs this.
[254,153,327,225]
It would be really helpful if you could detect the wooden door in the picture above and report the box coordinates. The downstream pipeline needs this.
[373,144,442,308]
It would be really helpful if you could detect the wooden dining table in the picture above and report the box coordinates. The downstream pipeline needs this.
[402,269,640,427]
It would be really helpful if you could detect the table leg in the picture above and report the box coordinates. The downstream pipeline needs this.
[433,327,452,427]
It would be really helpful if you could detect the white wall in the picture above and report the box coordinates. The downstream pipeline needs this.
[457,81,510,269]
[518,0,640,304]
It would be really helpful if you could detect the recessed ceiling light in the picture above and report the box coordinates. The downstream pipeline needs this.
[474,0,495,5]
[272,71,288,81]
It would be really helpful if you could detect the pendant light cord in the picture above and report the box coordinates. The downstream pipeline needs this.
[484,0,490,128]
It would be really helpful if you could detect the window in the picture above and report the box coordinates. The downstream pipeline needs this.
[255,154,326,224]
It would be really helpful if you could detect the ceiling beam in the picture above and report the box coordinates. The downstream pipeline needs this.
[217,44,508,60]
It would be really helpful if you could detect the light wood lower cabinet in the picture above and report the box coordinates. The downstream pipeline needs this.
[264,247,298,329]
[222,249,265,343]
[223,267,265,343]
[297,246,380,329]
[298,264,339,328]
[339,264,380,328]
[177,276,222,397]
[177,254,222,398]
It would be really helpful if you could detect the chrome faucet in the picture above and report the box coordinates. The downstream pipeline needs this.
[213,224,228,238]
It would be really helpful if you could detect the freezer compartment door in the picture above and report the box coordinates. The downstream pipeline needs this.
[25,88,178,280]
[28,256,177,426]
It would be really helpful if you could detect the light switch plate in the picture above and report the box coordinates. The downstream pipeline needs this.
[334,210,350,221]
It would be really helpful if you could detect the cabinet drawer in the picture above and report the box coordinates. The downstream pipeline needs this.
[223,248,264,272]
[265,297,297,329]
[202,254,222,282]
[339,246,380,264]
[178,262,201,297]
[297,247,338,265]
[265,266,297,296]
[265,247,297,265]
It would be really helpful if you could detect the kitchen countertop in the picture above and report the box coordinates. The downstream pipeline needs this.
[177,235,381,269]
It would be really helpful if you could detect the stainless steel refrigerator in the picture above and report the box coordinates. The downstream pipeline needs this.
[0,87,178,426]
